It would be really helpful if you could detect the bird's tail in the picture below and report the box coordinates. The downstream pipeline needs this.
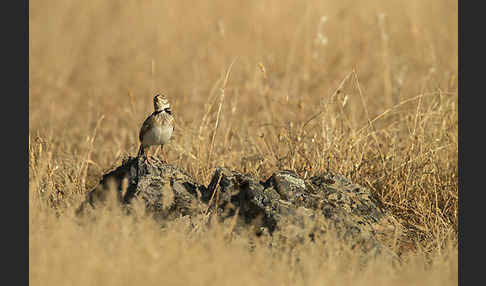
[137,145,145,157]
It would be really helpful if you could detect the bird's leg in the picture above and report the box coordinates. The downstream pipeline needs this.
[145,146,153,164]
[160,145,168,164]
[153,145,160,157]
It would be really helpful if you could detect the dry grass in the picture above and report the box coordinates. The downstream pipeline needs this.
[29,0,458,285]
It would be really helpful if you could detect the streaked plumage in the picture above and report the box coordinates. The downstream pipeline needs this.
[138,94,174,163]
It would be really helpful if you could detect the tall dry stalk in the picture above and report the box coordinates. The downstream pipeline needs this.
[207,57,238,168]
[377,13,394,107]
[79,115,104,190]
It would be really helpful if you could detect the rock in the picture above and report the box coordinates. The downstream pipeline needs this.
[204,167,398,259]
[76,156,206,221]
[77,156,399,260]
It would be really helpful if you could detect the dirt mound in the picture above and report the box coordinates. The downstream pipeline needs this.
[78,156,400,260]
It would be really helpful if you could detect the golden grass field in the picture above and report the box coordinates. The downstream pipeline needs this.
[29,0,458,285]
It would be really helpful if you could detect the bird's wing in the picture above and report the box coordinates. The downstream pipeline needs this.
[139,113,155,142]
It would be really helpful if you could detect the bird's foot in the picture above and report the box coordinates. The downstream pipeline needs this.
[144,156,153,164]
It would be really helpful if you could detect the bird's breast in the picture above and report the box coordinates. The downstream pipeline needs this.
[142,125,173,145]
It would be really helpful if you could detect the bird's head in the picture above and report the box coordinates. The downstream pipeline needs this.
[153,93,171,112]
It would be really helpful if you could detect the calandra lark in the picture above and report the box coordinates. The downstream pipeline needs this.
[138,93,174,164]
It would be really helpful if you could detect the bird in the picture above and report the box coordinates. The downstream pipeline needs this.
[137,93,174,164]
